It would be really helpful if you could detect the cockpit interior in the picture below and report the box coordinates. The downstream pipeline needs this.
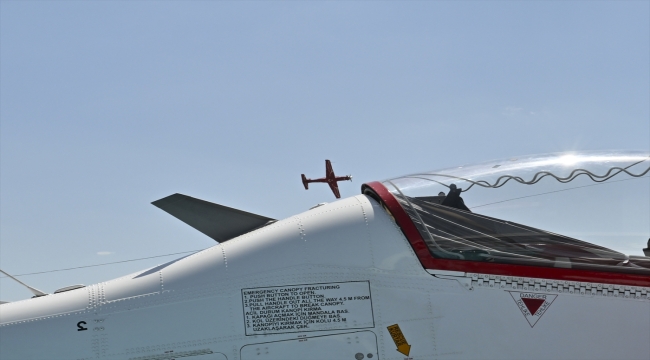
[379,151,650,275]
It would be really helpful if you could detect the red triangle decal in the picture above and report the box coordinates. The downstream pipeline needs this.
[521,298,545,316]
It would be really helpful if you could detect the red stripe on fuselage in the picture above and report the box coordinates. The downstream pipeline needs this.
[362,181,650,287]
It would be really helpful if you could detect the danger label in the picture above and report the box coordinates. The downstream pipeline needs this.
[242,281,374,335]
[508,291,557,327]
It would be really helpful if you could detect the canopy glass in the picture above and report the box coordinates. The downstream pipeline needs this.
[382,151,650,275]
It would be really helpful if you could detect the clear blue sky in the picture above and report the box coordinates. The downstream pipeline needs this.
[1,1,648,301]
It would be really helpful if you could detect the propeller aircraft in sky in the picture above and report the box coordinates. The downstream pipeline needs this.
[1,151,649,360]
[301,159,352,199]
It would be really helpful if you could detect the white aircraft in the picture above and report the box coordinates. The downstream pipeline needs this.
[1,151,649,360]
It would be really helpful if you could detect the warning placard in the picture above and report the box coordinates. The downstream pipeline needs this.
[387,324,411,356]
[508,291,557,327]
[242,281,374,335]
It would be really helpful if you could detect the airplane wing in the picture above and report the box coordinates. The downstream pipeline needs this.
[328,182,341,198]
[152,194,275,242]
[0,269,47,297]
[325,160,335,178]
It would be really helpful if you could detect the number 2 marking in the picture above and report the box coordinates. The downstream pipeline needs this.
[77,321,88,331]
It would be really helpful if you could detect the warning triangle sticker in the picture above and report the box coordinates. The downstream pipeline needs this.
[521,298,545,315]
[508,291,557,327]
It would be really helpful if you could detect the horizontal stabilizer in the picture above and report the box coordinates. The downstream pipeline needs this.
[152,194,275,242]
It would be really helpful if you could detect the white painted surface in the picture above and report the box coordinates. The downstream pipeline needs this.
[240,331,378,360]
[0,195,648,360]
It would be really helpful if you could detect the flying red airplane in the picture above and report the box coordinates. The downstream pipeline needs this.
[301,160,352,198]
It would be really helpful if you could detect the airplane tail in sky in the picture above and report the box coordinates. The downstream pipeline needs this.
[152,194,275,243]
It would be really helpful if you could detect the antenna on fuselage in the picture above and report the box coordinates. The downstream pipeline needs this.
[0,269,47,298]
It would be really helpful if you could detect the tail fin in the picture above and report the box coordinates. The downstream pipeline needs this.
[301,174,309,189]
[152,194,275,243]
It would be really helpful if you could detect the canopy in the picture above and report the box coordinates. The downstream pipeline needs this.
[381,151,650,275]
